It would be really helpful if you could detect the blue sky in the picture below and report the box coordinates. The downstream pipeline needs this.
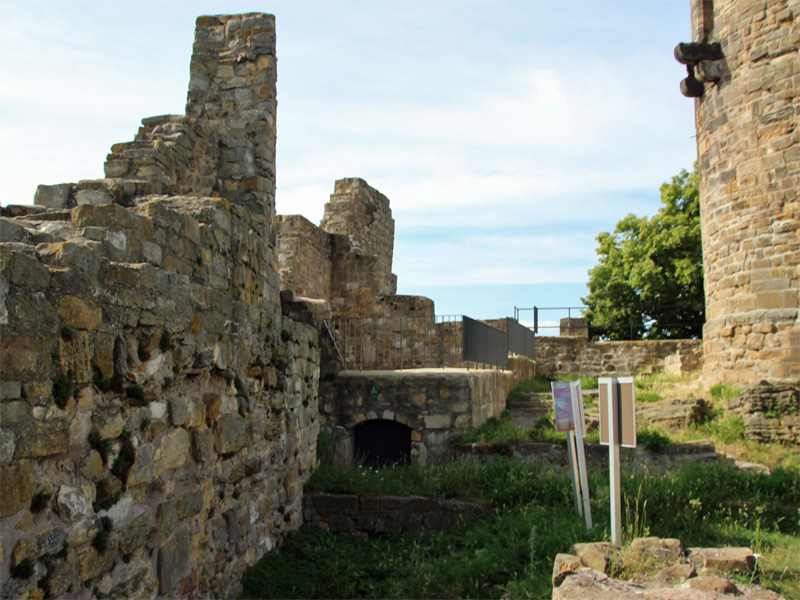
[1,1,698,330]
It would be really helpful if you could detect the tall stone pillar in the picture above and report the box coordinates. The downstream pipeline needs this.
[684,0,799,384]
[186,13,278,217]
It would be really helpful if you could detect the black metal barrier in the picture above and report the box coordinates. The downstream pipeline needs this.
[462,316,508,368]
[506,317,535,358]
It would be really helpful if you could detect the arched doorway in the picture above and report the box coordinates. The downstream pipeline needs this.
[353,419,412,467]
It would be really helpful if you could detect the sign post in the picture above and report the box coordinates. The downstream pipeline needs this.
[552,380,592,531]
[598,376,637,545]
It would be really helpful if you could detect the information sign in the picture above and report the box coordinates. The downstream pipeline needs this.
[552,383,575,432]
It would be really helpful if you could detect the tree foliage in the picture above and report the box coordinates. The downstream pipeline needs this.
[583,165,703,340]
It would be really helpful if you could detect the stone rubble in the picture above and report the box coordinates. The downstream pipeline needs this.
[552,538,786,600]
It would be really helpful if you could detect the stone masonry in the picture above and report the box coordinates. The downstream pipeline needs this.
[278,177,413,318]
[686,0,799,384]
[1,14,322,599]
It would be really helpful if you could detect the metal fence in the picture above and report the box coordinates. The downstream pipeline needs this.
[462,317,508,368]
[324,314,537,371]
[506,317,536,357]
[324,315,463,370]
[514,305,703,339]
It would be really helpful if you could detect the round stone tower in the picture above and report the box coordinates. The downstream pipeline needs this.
[680,0,799,384]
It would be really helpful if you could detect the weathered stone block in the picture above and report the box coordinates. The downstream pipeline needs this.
[157,527,190,594]
[34,183,72,209]
[213,413,245,454]
[570,542,616,574]
[76,540,117,581]
[0,429,15,466]
[424,414,451,429]
[0,464,36,517]
[191,427,215,463]
[36,527,68,556]
[155,501,177,541]
[41,556,75,598]
[57,295,102,330]
[176,488,204,519]
[126,442,154,488]
[0,334,44,379]
[14,418,69,458]
[154,428,190,476]
[169,396,189,427]
[118,511,152,555]
[55,485,91,523]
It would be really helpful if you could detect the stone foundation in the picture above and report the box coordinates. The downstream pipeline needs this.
[319,369,512,466]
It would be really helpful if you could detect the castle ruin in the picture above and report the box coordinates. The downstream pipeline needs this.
[679,0,799,384]
[0,4,798,598]
[1,14,319,598]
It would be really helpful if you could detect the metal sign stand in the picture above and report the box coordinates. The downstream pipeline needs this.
[552,381,592,531]
[599,376,637,546]
[571,380,592,531]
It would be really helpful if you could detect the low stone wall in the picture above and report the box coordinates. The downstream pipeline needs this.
[303,491,492,537]
[320,368,511,465]
[452,441,718,475]
[725,381,800,444]
[534,337,702,378]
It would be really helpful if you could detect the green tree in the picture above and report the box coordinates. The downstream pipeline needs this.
[583,165,703,340]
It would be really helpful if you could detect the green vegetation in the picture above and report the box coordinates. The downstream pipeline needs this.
[709,383,743,402]
[159,330,172,352]
[636,425,671,452]
[92,516,114,553]
[87,431,112,463]
[243,460,799,599]
[30,490,51,513]
[125,384,147,404]
[10,557,35,580]
[60,325,76,341]
[52,370,75,409]
[583,165,703,340]
[507,374,598,407]
[110,430,135,480]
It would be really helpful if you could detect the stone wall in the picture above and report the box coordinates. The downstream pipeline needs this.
[277,178,403,318]
[725,380,800,444]
[319,369,511,466]
[276,215,332,300]
[303,492,492,538]
[453,441,718,476]
[0,14,322,600]
[321,178,396,297]
[534,337,702,378]
[687,0,800,384]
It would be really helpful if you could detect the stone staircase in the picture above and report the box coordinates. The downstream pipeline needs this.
[507,392,552,428]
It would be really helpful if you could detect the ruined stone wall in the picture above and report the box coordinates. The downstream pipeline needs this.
[303,492,492,538]
[690,0,799,383]
[276,215,332,300]
[277,178,403,318]
[534,338,702,378]
[320,178,396,296]
[0,13,322,600]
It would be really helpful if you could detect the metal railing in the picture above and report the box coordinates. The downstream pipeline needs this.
[324,314,537,371]
[514,305,703,339]
[324,315,463,370]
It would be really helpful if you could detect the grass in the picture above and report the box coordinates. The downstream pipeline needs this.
[243,460,799,599]
[457,411,569,446]
[508,375,598,406]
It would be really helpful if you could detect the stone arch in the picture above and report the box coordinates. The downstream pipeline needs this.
[348,413,417,467]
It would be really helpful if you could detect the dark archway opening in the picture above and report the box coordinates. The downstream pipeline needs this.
[353,419,412,468]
